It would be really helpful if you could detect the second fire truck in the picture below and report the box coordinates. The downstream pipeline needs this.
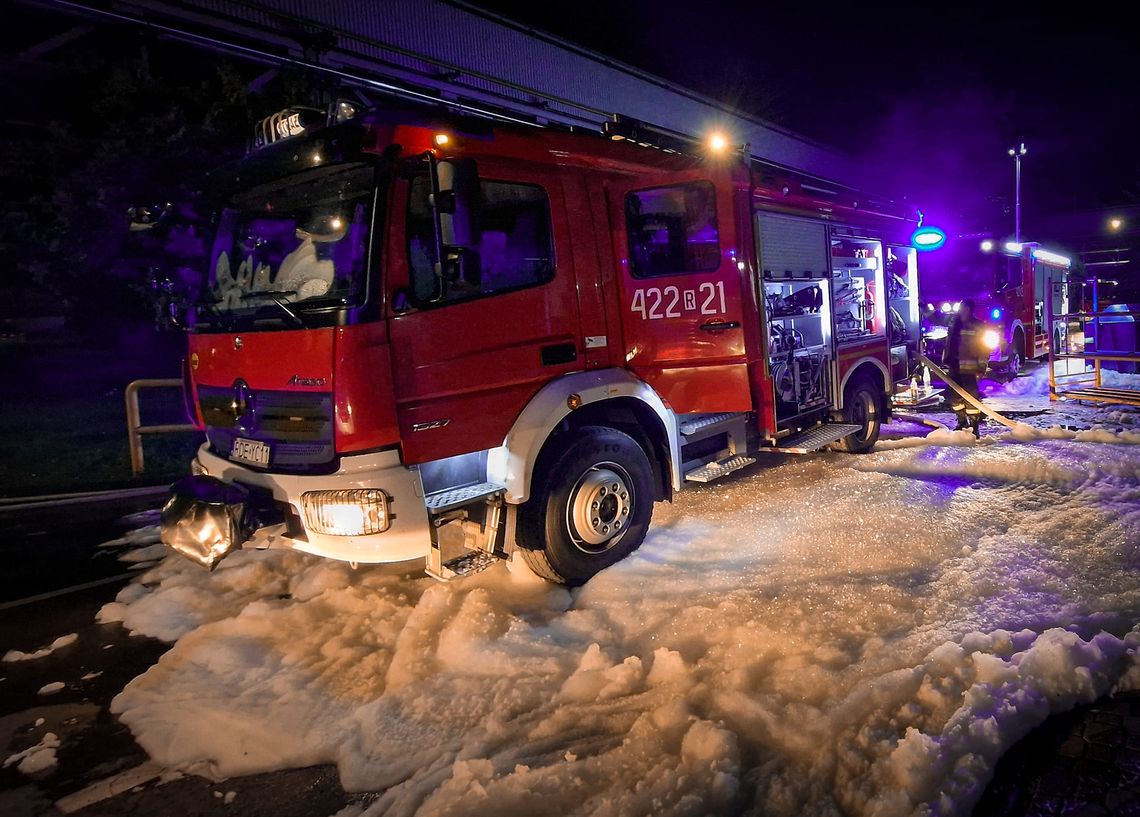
[157,101,922,585]
[920,237,1072,378]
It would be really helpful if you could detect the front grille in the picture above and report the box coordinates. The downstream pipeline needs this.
[198,386,334,470]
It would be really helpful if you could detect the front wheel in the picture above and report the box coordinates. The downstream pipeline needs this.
[518,426,654,586]
[831,379,882,453]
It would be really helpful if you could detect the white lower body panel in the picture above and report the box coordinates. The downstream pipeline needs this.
[195,444,431,564]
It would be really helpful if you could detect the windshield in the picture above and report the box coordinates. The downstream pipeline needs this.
[196,163,375,330]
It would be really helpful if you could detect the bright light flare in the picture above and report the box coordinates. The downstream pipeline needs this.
[433,133,450,147]
[707,131,729,153]
[1004,241,1022,254]
[301,489,390,536]
[980,239,994,252]
[1109,217,1123,231]
[982,329,1001,350]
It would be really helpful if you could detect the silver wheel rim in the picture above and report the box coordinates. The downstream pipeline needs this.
[850,389,878,442]
[566,463,634,554]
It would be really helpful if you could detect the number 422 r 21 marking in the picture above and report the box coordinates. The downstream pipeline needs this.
[630,282,726,320]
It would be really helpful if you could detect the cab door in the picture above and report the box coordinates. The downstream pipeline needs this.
[387,158,582,465]
[610,173,752,413]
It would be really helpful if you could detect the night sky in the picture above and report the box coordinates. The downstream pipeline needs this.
[478,1,1138,233]
[7,1,1137,245]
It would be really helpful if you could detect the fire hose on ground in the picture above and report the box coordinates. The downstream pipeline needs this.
[915,353,1019,430]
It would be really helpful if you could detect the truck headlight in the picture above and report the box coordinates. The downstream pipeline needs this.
[982,329,1001,350]
[300,489,390,536]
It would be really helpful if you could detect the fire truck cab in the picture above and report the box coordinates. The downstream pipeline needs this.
[159,102,918,585]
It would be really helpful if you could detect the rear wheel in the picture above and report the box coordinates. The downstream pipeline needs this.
[518,426,654,586]
[1007,345,1022,379]
[831,379,882,453]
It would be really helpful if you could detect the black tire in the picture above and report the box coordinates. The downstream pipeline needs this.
[518,426,654,586]
[1007,345,1022,380]
[831,378,882,453]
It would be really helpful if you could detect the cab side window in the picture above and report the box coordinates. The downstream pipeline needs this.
[406,175,555,305]
[625,181,720,278]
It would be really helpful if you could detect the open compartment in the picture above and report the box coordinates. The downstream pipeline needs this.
[755,213,835,421]
[830,234,886,344]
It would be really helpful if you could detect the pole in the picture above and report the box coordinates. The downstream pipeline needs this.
[1014,153,1021,243]
[1008,142,1026,243]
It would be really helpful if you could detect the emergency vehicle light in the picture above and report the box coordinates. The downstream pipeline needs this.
[982,329,1001,350]
[991,307,1002,320]
[911,226,946,251]
[1031,248,1071,267]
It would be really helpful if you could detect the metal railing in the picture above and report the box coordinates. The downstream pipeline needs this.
[125,379,198,476]
[1047,278,1140,406]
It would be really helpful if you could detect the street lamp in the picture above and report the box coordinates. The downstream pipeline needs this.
[1008,142,1027,243]
[1109,217,1123,232]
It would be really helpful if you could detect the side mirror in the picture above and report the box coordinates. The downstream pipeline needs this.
[434,158,479,247]
[441,248,482,288]
[147,268,191,330]
[128,202,173,232]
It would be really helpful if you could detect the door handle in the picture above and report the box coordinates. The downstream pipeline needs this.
[700,320,741,332]
[541,342,578,366]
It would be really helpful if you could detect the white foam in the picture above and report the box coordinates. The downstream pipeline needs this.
[104,436,1140,816]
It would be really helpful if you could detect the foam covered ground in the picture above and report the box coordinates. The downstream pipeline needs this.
[99,375,1140,817]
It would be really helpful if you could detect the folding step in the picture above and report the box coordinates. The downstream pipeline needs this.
[425,549,501,582]
[684,454,757,483]
[424,481,505,514]
[757,423,861,455]
[679,412,745,437]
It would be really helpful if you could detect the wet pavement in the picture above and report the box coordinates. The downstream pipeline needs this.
[977,692,1140,817]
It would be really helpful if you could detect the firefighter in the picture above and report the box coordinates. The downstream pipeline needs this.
[944,298,988,435]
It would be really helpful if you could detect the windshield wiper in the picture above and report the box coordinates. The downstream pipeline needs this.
[241,291,307,325]
[197,301,236,332]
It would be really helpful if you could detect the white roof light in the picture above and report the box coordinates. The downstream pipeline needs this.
[1032,248,1071,267]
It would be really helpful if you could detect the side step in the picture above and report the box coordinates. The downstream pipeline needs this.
[757,423,861,455]
[424,482,505,514]
[684,454,757,484]
[427,550,500,581]
[425,484,507,582]
[679,412,746,437]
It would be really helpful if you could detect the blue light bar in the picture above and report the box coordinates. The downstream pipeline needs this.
[911,226,946,251]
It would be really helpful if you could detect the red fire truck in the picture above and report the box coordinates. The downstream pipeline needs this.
[157,101,920,585]
[920,238,1072,378]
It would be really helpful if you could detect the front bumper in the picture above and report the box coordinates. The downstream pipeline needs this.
[163,443,432,567]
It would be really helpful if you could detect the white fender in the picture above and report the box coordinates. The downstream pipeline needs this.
[837,356,891,408]
[1007,318,1026,350]
[487,369,681,504]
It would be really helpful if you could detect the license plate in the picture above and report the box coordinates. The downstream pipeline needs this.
[230,437,270,467]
